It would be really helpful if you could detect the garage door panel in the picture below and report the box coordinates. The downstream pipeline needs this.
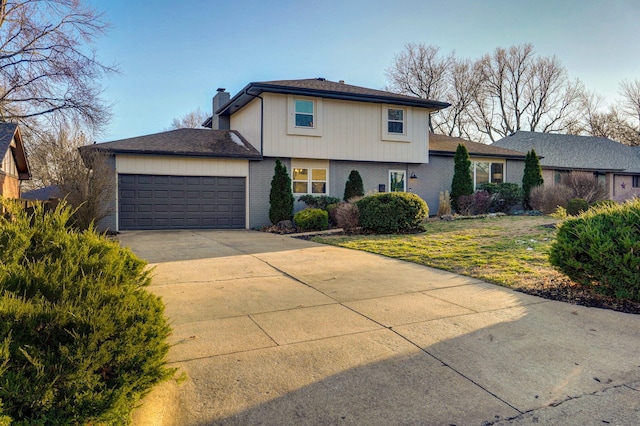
[119,174,245,230]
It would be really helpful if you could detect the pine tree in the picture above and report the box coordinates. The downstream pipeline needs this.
[269,159,294,224]
[343,170,364,201]
[450,143,474,212]
[522,149,544,209]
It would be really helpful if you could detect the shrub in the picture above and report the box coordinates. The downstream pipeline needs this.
[294,208,328,231]
[549,198,640,301]
[591,199,618,210]
[334,202,360,232]
[567,198,589,216]
[356,192,428,233]
[450,144,473,212]
[326,203,339,225]
[478,182,524,212]
[522,149,544,209]
[298,194,341,210]
[0,200,173,424]
[343,170,364,201]
[437,190,452,216]
[529,184,574,214]
[561,172,608,204]
[269,159,294,224]
[456,191,491,216]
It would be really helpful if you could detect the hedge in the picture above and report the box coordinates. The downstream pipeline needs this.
[356,192,428,233]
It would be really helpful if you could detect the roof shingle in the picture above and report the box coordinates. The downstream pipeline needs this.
[429,133,527,159]
[84,128,261,159]
[492,131,640,173]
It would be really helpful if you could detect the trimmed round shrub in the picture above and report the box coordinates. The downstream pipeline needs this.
[0,200,173,424]
[355,192,428,233]
[549,198,640,301]
[567,198,589,216]
[294,208,328,232]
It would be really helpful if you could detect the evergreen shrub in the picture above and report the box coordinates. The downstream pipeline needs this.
[298,194,341,210]
[343,170,364,201]
[293,208,329,231]
[566,198,589,216]
[356,192,428,233]
[549,198,640,301]
[478,182,524,212]
[450,144,474,212]
[269,159,294,224]
[0,200,173,425]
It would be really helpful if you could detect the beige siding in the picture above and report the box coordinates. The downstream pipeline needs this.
[2,144,18,178]
[116,155,249,176]
[252,93,429,163]
[230,97,262,152]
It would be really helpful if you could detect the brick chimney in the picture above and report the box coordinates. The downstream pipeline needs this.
[212,88,230,130]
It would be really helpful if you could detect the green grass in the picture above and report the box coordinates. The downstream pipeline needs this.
[313,215,572,290]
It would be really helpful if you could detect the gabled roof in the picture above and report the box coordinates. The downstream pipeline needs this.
[83,128,262,159]
[0,122,30,180]
[492,131,640,173]
[429,133,527,159]
[212,78,451,119]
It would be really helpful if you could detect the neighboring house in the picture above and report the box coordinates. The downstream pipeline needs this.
[84,78,526,231]
[492,131,640,202]
[21,185,63,201]
[0,123,30,199]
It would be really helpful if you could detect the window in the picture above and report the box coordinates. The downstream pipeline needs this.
[472,161,505,189]
[389,170,406,192]
[633,175,640,188]
[387,108,404,134]
[292,167,327,194]
[295,100,314,127]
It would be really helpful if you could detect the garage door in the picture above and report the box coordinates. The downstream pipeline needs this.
[118,174,246,230]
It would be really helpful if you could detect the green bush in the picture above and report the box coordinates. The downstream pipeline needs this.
[0,200,173,424]
[478,182,524,212]
[269,159,294,224]
[343,170,364,201]
[294,208,329,232]
[549,198,640,301]
[590,199,618,210]
[356,192,428,233]
[567,198,589,216]
[297,194,341,210]
[450,144,474,212]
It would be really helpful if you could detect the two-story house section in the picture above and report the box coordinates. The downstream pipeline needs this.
[85,78,449,231]
[207,78,450,228]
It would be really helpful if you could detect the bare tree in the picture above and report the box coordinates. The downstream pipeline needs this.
[385,43,585,142]
[576,89,640,146]
[27,125,115,229]
[168,107,208,129]
[385,43,453,132]
[0,0,115,132]
[619,79,640,135]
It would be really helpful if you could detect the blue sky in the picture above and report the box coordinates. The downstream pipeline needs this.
[90,0,640,141]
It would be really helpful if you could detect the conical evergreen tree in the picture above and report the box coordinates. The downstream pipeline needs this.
[522,149,544,209]
[269,159,294,224]
[343,170,364,201]
[451,143,474,212]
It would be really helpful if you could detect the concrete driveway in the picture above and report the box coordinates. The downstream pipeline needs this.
[119,230,640,426]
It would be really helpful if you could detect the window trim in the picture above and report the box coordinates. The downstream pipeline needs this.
[381,105,411,142]
[389,169,407,192]
[292,167,328,195]
[287,96,323,137]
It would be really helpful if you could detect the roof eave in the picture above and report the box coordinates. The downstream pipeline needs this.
[216,82,450,116]
[95,148,262,160]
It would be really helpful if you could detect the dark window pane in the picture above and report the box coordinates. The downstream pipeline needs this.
[311,182,326,193]
[388,121,404,134]
[388,109,403,121]
[296,114,313,127]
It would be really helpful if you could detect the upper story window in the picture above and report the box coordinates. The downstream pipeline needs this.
[632,175,640,188]
[287,96,323,136]
[295,100,314,128]
[387,108,405,134]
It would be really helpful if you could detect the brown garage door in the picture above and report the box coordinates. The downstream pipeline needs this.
[118,174,246,230]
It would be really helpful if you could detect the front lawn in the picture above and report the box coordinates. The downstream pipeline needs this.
[313,215,640,314]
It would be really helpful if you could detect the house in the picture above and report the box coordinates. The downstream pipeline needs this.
[0,123,30,199]
[492,131,640,202]
[84,78,527,232]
